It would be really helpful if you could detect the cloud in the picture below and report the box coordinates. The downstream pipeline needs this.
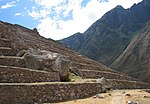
[32,0,66,8]
[0,1,16,9]
[28,7,51,20]
[29,0,142,40]
[15,12,23,16]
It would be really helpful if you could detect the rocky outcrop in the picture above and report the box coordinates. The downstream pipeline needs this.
[96,77,112,91]
[17,48,70,81]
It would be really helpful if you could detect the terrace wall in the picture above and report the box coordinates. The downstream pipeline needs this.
[0,82,102,104]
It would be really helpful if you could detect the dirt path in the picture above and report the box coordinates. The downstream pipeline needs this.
[111,91,126,104]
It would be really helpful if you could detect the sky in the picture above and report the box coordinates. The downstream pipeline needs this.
[0,0,142,40]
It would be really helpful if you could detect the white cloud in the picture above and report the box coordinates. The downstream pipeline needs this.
[32,0,66,8]
[1,1,16,9]
[29,0,142,40]
[15,12,22,16]
[28,6,51,20]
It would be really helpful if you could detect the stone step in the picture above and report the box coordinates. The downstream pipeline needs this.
[0,47,16,56]
[0,56,26,68]
[73,69,138,81]
[0,38,11,47]
[0,65,60,83]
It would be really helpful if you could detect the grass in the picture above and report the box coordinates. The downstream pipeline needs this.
[68,72,83,82]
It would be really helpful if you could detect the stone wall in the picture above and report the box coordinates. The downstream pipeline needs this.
[77,69,137,81]
[71,62,108,72]
[0,38,11,47]
[108,79,150,89]
[0,82,102,104]
[71,62,118,74]
[0,57,26,68]
[0,48,16,56]
[0,66,60,83]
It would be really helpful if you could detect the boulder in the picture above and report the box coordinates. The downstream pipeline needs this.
[96,77,112,91]
[17,48,70,81]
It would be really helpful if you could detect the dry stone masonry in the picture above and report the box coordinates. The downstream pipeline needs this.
[0,66,60,83]
[108,79,150,89]
[0,82,102,104]
[0,21,150,104]
[75,69,138,81]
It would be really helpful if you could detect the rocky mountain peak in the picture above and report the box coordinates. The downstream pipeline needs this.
[114,5,124,10]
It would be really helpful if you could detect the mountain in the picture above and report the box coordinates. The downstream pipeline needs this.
[59,0,150,66]
[60,32,84,51]
[110,21,150,83]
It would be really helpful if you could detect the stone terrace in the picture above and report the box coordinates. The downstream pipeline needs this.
[0,21,102,103]
[0,38,11,47]
[0,47,16,56]
[0,81,149,104]
[0,82,102,104]
[0,21,149,84]
[73,69,138,81]
[0,66,60,83]
[0,25,60,83]
[0,21,150,103]
[0,56,26,68]
[108,79,150,89]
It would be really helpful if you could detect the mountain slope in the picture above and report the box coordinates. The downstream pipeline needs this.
[110,21,150,83]
[59,32,84,51]
[59,0,150,66]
